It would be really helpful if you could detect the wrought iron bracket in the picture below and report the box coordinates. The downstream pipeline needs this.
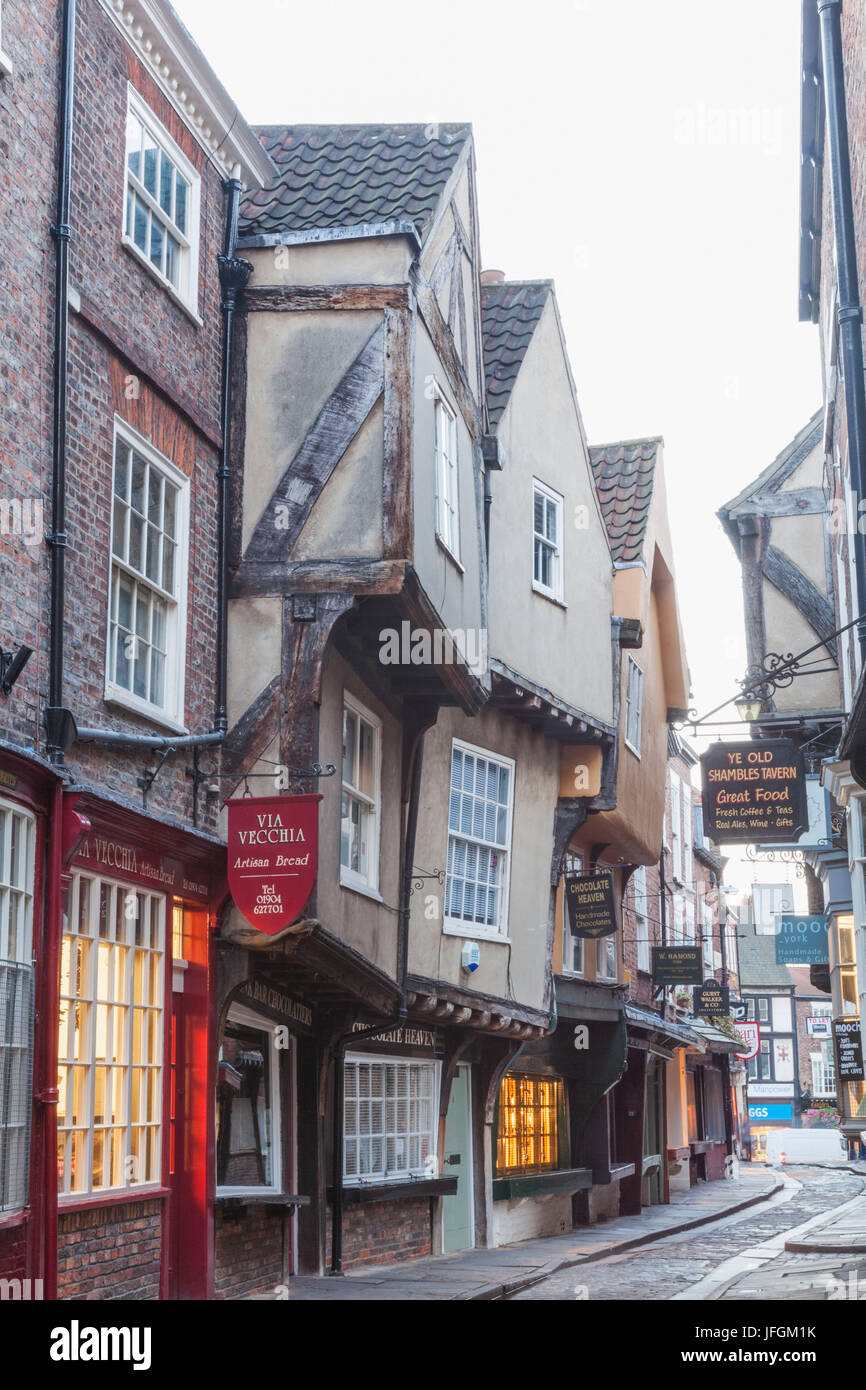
[410,868,445,897]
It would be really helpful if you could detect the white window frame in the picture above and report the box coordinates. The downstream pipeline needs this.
[624,657,643,755]
[633,865,650,974]
[685,898,695,944]
[0,2,12,76]
[58,872,166,1201]
[673,892,685,945]
[0,799,36,1215]
[343,1053,440,1185]
[433,386,461,564]
[340,691,382,899]
[105,419,190,731]
[122,85,202,319]
[682,783,693,884]
[216,1003,284,1199]
[670,772,683,882]
[532,479,564,603]
[444,739,515,941]
[561,850,584,976]
[702,900,714,970]
[596,928,618,980]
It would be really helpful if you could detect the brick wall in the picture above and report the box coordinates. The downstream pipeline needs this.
[0,1223,28,1283]
[214,1207,284,1300]
[325,1198,432,1271]
[57,1200,162,1299]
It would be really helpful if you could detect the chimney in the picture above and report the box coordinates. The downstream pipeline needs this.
[480,269,506,284]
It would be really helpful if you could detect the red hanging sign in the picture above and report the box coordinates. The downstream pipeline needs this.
[226,794,322,936]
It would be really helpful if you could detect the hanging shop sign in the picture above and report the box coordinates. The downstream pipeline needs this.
[693,981,730,1017]
[834,1019,865,1082]
[774,913,829,965]
[226,793,321,936]
[733,1021,760,1061]
[700,739,808,845]
[564,870,618,939]
[651,946,702,986]
[729,999,748,1023]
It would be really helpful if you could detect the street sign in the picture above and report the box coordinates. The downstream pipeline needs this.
[700,739,808,844]
[651,946,702,986]
[564,870,618,938]
[226,794,321,936]
[834,1019,865,1082]
[733,1021,760,1061]
[693,981,730,1017]
[774,914,829,965]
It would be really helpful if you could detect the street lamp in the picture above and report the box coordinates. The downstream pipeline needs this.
[734,693,763,724]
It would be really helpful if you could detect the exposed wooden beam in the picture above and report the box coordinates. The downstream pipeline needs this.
[244,284,410,312]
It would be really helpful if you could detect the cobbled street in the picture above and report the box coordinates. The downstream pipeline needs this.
[510,1168,866,1301]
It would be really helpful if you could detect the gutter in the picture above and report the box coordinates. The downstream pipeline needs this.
[45,0,76,765]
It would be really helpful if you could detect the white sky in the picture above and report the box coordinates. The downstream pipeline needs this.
[174,0,822,732]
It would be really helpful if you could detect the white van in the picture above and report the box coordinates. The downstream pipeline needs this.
[764,1127,847,1165]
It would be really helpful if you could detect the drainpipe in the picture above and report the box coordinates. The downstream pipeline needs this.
[215,174,253,734]
[45,0,76,765]
[818,0,866,661]
[329,728,426,1275]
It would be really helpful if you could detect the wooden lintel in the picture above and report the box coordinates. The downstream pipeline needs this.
[230,558,406,600]
[244,284,410,312]
[382,306,414,559]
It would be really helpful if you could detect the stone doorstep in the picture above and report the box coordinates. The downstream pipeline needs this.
[784,1195,866,1254]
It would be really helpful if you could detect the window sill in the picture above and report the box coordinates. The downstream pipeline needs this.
[104,688,188,735]
[492,1167,592,1200]
[531,581,566,609]
[332,1177,457,1204]
[443,920,510,944]
[435,533,465,573]
[624,739,641,759]
[216,1192,311,1209]
[121,236,203,326]
[340,873,384,904]
[58,1186,170,1214]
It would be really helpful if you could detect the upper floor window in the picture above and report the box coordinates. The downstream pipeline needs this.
[445,741,514,938]
[624,657,643,754]
[561,850,584,976]
[434,389,460,562]
[107,424,189,728]
[532,480,564,601]
[702,900,714,970]
[124,88,200,314]
[340,694,381,896]
[682,782,693,884]
[669,772,682,881]
[596,930,618,980]
[633,865,650,974]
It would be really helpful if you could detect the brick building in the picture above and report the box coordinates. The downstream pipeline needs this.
[0,0,271,1300]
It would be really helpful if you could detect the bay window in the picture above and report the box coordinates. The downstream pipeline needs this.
[496,1073,565,1175]
[0,800,35,1214]
[58,874,165,1198]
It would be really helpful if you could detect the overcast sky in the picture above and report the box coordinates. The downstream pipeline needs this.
[174,0,821,741]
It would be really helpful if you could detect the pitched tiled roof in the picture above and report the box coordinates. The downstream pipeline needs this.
[239,123,471,239]
[736,928,795,988]
[481,281,552,427]
[588,438,662,564]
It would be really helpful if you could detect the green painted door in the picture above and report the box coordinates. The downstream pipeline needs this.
[442,1064,474,1253]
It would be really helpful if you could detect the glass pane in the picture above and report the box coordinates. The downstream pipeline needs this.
[165,236,179,289]
[162,538,175,594]
[163,484,177,540]
[146,524,160,583]
[342,709,357,786]
[149,217,163,271]
[142,129,158,196]
[174,179,187,235]
[147,467,162,525]
[126,113,142,177]
[131,455,146,514]
[133,196,148,254]
[357,719,375,798]
[159,153,173,215]
[150,651,165,707]
[534,493,544,534]
[129,514,143,573]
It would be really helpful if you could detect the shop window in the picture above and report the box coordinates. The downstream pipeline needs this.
[703,1068,725,1140]
[0,800,35,1214]
[343,1055,438,1183]
[340,694,381,894]
[445,740,514,937]
[107,423,189,727]
[561,850,584,975]
[217,1006,282,1193]
[58,875,165,1198]
[124,87,201,312]
[496,1073,565,1176]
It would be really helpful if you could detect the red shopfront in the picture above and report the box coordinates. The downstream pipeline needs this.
[56,793,224,1301]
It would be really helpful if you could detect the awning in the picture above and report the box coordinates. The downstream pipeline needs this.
[625,1003,706,1055]
[690,1021,743,1054]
